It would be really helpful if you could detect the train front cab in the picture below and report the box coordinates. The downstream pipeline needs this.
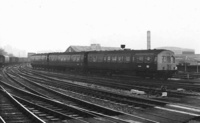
[156,50,177,79]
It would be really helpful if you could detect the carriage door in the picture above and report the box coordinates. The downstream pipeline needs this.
[83,52,88,69]
[166,56,171,70]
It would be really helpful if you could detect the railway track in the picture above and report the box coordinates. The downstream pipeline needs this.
[21,66,200,98]
[1,65,200,123]
[1,81,139,123]
[9,67,172,109]
[1,70,159,123]
[0,86,44,123]
[16,68,195,108]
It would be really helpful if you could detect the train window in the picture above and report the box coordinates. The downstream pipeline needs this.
[118,56,123,63]
[154,57,157,63]
[88,56,92,62]
[71,55,76,62]
[40,57,42,61]
[76,56,80,62]
[137,56,143,63]
[93,56,97,62]
[59,56,63,61]
[167,56,171,63]
[71,56,74,62]
[53,55,58,61]
[132,57,135,62]
[51,56,54,61]
[145,56,151,63]
[103,56,107,62]
[162,56,171,63]
[107,56,111,62]
[61,55,65,62]
[171,56,175,63]
[124,56,130,63]
[49,56,53,61]
[112,56,117,62]
[42,56,46,61]
[65,55,70,62]
[162,56,166,63]
[58,56,62,61]
[97,55,103,62]
[80,55,84,61]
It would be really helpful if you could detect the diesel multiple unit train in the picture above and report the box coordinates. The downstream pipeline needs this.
[30,49,177,79]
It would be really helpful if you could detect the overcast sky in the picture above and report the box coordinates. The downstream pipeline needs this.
[0,0,200,54]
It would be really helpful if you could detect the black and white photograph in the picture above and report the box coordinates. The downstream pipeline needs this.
[0,0,200,123]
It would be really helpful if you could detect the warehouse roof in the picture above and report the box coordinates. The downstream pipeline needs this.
[65,44,122,52]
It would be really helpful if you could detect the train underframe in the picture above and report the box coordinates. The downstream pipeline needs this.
[85,68,177,80]
[31,64,177,80]
[135,70,177,79]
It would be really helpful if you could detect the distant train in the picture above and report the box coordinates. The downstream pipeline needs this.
[30,49,177,79]
[0,55,28,67]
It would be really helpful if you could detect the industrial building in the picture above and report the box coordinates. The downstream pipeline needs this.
[65,44,122,52]
[155,46,195,55]
[155,47,200,72]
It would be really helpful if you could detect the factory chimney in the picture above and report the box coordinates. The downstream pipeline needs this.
[147,31,151,50]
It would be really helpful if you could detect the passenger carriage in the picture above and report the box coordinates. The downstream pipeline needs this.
[87,49,177,79]
[30,49,177,79]
[30,53,48,69]
[47,52,86,71]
